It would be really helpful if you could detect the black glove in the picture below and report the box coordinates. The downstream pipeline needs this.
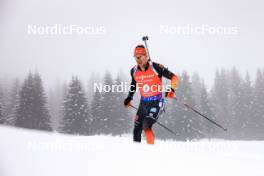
[124,96,132,107]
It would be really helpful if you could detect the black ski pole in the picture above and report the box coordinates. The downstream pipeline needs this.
[142,36,227,132]
[129,104,179,136]
[173,98,228,131]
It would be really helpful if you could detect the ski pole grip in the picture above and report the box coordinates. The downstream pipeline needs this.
[142,36,148,41]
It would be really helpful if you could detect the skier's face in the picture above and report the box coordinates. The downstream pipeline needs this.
[135,55,147,66]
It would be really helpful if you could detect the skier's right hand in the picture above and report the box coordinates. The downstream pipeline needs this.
[124,96,132,107]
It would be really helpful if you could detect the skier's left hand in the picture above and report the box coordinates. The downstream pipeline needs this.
[165,88,175,99]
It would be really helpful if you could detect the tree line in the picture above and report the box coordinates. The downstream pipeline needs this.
[0,68,264,140]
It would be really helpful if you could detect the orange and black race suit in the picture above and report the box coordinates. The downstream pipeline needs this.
[127,61,179,142]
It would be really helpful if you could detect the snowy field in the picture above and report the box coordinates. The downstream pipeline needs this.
[0,125,264,176]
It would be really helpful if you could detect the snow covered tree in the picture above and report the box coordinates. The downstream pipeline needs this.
[4,79,20,126]
[240,72,254,139]
[89,73,104,135]
[99,71,117,134]
[60,76,90,135]
[173,71,203,141]
[15,72,52,131]
[191,73,204,109]
[0,103,3,124]
[191,73,215,138]
[87,72,100,103]
[199,82,215,138]
[0,77,14,124]
[110,71,132,135]
[251,69,264,139]
[211,69,231,138]
[48,81,67,131]
[228,68,245,139]
[90,70,132,135]
[90,89,104,135]
[0,85,5,124]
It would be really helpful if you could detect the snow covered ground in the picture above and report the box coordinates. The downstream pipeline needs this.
[0,125,264,176]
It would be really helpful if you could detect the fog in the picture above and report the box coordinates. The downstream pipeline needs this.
[0,0,263,88]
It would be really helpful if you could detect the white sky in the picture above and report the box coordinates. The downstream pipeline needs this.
[0,0,263,88]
